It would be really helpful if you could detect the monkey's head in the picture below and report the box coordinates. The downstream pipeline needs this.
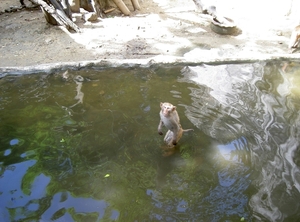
[160,102,176,117]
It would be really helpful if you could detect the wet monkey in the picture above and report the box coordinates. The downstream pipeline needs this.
[158,102,193,146]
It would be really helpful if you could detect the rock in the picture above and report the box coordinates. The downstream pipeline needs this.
[83,12,98,22]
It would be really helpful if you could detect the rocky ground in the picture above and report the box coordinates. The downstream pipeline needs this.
[0,0,300,72]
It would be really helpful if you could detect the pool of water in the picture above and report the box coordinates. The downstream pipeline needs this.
[1,60,300,221]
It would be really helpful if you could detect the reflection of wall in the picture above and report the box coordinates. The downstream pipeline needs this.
[180,62,300,221]
[179,63,264,144]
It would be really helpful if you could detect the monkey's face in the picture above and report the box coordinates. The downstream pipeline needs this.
[160,102,176,117]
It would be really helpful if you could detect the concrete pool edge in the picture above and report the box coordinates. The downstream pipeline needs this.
[1,54,300,75]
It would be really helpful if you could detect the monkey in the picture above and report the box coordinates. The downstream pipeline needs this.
[163,127,185,148]
[158,102,180,146]
[158,102,193,147]
[288,25,300,53]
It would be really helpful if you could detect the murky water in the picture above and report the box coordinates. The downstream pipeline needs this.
[1,61,300,221]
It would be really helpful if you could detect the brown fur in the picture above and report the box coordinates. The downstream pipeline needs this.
[158,102,193,147]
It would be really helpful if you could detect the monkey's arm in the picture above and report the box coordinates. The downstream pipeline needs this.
[158,120,164,135]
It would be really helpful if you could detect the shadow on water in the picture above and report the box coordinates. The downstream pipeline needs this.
[0,61,300,221]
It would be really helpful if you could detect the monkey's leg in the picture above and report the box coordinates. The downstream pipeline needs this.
[172,130,178,145]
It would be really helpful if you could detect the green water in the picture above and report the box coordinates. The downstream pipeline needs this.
[1,61,300,221]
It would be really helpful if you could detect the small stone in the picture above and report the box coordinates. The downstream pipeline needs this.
[83,12,98,22]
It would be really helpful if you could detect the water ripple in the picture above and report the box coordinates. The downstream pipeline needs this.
[180,62,300,221]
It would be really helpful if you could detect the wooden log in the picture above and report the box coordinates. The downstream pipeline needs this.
[49,0,71,18]
[89,0,101,17]
[131,0,140,10]
[28,0,80,32]
[104,7,116,14]
[60,0,72,18]
[192,0,204,12]
[41,7,57,25]
[112,0,130,15]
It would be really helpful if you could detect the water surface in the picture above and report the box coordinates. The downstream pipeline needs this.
[1,61,300,221]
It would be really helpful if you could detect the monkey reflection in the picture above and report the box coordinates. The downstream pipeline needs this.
[156,150,182,188]
[158,102,193,148]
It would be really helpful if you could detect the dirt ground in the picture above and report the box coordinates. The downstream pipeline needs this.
[0,0,300,70]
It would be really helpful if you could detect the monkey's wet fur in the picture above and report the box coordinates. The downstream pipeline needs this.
[158,102,193,147]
